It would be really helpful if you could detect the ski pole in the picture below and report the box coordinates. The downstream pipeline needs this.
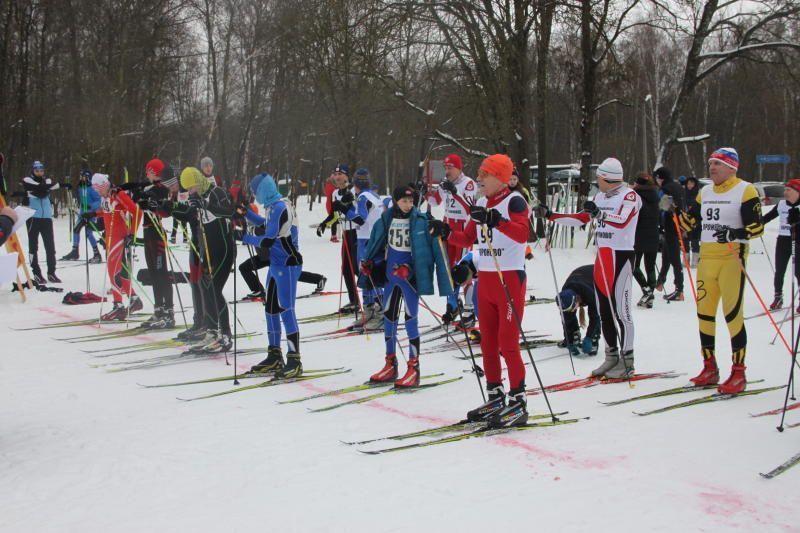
[480,224,558,422]
[233,220,239,382]
[779,227,799,431]
[761,235,775,274]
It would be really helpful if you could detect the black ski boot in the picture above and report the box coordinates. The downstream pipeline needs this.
[251,346,284,373]
[339,302,358,314]
[142,307,163,328]
[276,352,302,379]
[89,249,103,264]
[637,289,654,308]
[467,383,506,422]
[61,248,79,261]
[176,324,202,341]
[313,276,327,294]
[487,388,529,428]
[664,290,684,302]
[47,273,62,283]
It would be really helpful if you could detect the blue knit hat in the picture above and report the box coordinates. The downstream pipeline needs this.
[32,160,45,171]
[334,164,350,176]
[353,168,370,190]
[556,289,578,313]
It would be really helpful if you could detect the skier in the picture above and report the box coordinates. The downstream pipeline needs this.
[340,167,386,330]
[23,160,61,283]
[176,167,235,352]
[555,264,600,357]
[361,184,453,387]
[61,169,103,263]
[316,172,339,242]
[683,176,701,267]
[430,153,531,427]
[632,172,660,308]
[761,178,800,311]
[426,154,477,323]
[678,147,764,393]
[543,157,641,379]
[654,167,686,301]
[241,173,304,378]
[86,173,143,320]
[322,164,359,314]
[134,158,176,329]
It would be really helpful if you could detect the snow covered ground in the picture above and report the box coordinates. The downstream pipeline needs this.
[1,200,799,532]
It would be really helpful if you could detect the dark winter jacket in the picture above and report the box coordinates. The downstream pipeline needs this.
[23,174,60,218]
[562,264,600,340]
[655,168,685,236]
[634,184,660,252]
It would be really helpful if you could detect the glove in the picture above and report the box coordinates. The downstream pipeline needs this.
[316,223,326,237]
[582,201,602,219]
[440,180,457,194]
[452,262,473,285]
[713,226,746,243]
[582,335,599,355]
[339,191,355,204]
[533,205,551,219]
[469,205,503,228]
[789,208,800,226]
[188,195,204,209]
[428,219,450,240]
[234,203,248,217]
[659,195,675,211]
[332,200,351,214]
[360,259,373,276]
[392,264,411,279]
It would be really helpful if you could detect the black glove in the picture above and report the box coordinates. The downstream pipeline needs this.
[582,201,602,219]
[713,226,746,243]
[469,205,503,228]
[533,205,551,219]
[452,262,473,285]
[234,203,248,217]
[188,195,204,210]
[429,219,450,240]
[332,200,351,214]
[339,191,354,204]
[789,208,800,226]
[316,223,326,237]
[440,180,457,194]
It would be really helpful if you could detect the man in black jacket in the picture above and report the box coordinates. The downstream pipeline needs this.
[633,173,660,308]
[683,176,701,267]
[654,167,686,301]
[556,264,601,356]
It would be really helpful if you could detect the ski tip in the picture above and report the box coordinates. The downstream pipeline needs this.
[357,449,381,455]
[759,472,773,479]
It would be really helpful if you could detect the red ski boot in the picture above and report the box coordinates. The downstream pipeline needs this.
[369,354,398,383]
[718,364,746,394]
[394,358,420,388]
[690,357,719,386]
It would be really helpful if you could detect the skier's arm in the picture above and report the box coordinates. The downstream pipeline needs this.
[427,188,442,207]
[494,195,530,243]
[347,195,370,225]
[207,187,234,218]
[739,185,764,240]
[761,204,779,225]
[244,208,266,227]
[243,203,286,248]
[548,211,591,227]
[602,197,638,229]
[447,219,478,248]
[679,192,701,232]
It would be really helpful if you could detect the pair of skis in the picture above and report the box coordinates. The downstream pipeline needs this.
[527,371,681,396]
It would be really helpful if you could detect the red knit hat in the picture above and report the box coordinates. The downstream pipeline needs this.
[480,154,513,184]
[146,158,165,178]
[443,154,463,170]
[786,179,800,194]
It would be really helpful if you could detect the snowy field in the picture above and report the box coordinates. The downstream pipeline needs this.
[2,199,799,532]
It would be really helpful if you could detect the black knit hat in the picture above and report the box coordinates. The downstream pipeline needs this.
[392,184,416,203]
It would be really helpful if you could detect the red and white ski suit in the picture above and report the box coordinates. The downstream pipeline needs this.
[93,189,141,303]
[428,174,477,266]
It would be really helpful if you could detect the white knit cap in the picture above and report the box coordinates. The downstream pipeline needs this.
[91,173,110,186]
[596,158,624,182]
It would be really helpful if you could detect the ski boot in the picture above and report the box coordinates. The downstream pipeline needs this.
[89,249,103,264]
[581,335,599,356]
[718,364,746,394]
[142,307,164,328]
[176,324,202,341]
[690,357,719,386]
[32,273,46,285]
[394,358,420,388]
[455,311,476,330]
[128,296,143,313]
[47,273,62,283]
[591,346,620,377]
[769,295,784,311]
[488,388,529,428]
[147,308,175,330]
[655,280,665,292]
[188,329,214,347]
[251,346,285,373]
[364,302,384,330]
[243,290,265,302]
[637,289,654,308]
[441,302,459,325]
[467,383,506,422]
[202,332,232,353]
[276,352,303,379]
[61,248,79,261]
[603,350,634,379]
[313,277,327,295]
[690,254,699,268]
[339,302,358,314]
[330,234,339,243]
[370,354,398,383]
[101,302,128,321]
[664,290,684,302]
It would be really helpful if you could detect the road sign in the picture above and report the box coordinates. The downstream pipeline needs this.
[756,154,790,165]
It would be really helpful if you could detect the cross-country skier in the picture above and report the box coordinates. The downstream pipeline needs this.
[542,157,641,379]
[134,159,176,329]
[556,264,601,357]
[654,167,686,301]
[23,160,62,283]
[240,173,304,378]
[426,154,477,324]
[632,172,660,308]
[762,179,800,311]
[86,173,143,320]
[340,167,386,330]
[322,164,359,314]
[361,184,453,387]
[61,169,103,263]
[678,147,764,393]
[430,153,531,428]
[175,167,235,352]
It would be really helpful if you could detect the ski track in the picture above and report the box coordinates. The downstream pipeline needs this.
[2,204,800,532]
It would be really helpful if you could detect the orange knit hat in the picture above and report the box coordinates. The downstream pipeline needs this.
[480,154,513,184]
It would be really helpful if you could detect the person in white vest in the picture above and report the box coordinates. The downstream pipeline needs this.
[430,153,531,428]
[344,168,386,330]
[679,147,764,394]
[543,157,641,379]
[762,178,800,311]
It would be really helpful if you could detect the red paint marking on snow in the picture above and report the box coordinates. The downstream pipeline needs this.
[695,483,796,530]
[490,435,620,470]
[37,306,162,343]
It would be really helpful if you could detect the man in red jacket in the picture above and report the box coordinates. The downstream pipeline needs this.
[430,154,530,428]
